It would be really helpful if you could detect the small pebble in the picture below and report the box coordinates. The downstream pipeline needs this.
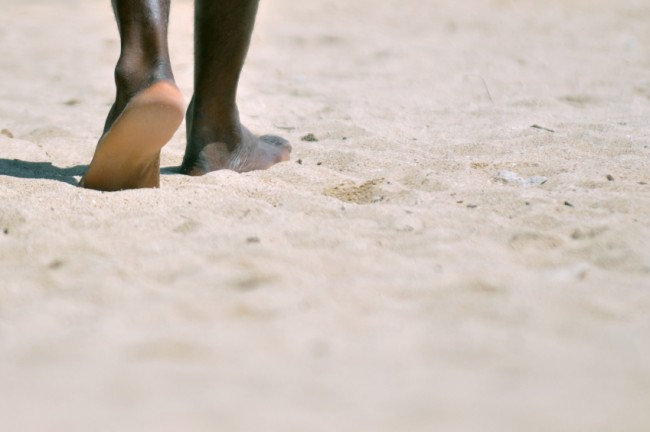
[496,170,547,187]
[301,133,318,142]
[564,201,574,207]
[246,236,260,244]
[1,129,14,138]
[49,260,64,269]
[606,174,614,181]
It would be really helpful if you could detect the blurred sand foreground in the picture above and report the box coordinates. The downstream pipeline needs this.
[0,0,649,430]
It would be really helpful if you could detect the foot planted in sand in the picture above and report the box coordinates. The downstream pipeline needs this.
[80,81,184,192]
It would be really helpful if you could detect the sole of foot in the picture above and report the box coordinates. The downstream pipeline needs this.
[80,81,184,192]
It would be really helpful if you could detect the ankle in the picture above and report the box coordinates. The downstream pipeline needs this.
[114,55,174,94]
[188,95,239,125]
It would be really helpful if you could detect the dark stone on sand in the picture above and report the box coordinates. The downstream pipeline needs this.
[49,260,64,269]
[301,133,318,142]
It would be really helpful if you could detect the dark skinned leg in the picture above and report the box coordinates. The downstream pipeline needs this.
[181,0,291,175]
[81,0,184,191]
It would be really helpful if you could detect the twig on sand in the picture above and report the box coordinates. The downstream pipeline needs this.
[480,76,493,104]
[273,123,296,131]
[464,74,493,103]
[531,124,555,133]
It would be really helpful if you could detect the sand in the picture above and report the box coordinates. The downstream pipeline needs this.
[0,0,649,430]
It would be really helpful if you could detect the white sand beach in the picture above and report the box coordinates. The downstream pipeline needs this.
[0,0,649,430]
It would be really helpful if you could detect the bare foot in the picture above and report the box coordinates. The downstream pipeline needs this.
[80,81,184,191]
[181,124,291,175]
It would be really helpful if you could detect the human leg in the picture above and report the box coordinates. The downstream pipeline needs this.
[81,0,184,191]
[181,0,290,175]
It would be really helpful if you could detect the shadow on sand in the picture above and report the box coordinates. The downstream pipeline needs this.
[0,158,86,186]
[160,166,183,175]
[0,159,185,187]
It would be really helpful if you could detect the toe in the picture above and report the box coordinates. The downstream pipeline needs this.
[260,134,291,163]
[260,134,290,147]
